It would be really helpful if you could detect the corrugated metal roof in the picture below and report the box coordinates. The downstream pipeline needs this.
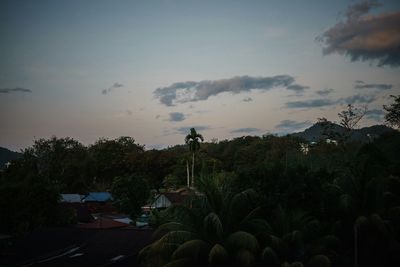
[60,194,84,203]
[83,192,113,202]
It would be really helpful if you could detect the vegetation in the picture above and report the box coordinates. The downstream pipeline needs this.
[0,98,400,266]
[384,95,400,128]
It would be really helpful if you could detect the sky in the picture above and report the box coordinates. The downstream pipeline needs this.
[1,0,400,151]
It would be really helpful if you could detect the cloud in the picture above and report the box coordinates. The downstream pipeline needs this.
[286,99,336,108]
[354,81,392,90]
[168,112,186,122]
[0,87,32,94]
[316,88,334,96]
[365,108,385,121]
[175,126,210,135]
[339,94,377,104]
[345,1,382,20]
[319,2,400,67]
[242,97,253,102]
[102,82,124,95]
[154,75,302,106]
[230,128,261,134]
[286,84,310,92]
[275,120,313,132]
[286,94,377,109]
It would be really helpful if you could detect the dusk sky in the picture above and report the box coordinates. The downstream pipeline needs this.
[1,0,399,151]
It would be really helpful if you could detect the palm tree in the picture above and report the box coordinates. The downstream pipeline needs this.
[185,128,204,187]
[139,175,267,267]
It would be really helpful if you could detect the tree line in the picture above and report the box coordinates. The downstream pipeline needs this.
[0,96,399,266]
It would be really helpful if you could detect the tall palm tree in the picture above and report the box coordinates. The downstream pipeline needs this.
[185,128,204,187]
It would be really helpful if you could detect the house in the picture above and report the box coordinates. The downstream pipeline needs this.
[82,192,113,202]
[149,191,189,210]
[82,192,116,214]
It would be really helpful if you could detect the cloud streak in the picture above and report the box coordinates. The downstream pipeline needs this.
[102,82,123,95]
[242,97,253,102]
[175,126,210,135]
[354,80,392,90]
[319,2,400,67]
[286,84,310,92]
[168,112,186,122]
[231,128,261,134]
[285,94,377,109]
[275,120,313,132]
[154,75,307,106]
[316,88,334,96]
[366,108,385,121]
[0,87,32,94]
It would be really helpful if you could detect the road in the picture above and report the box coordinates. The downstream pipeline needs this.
[1,227,153,267]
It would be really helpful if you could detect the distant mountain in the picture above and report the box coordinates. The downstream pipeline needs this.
[0,147,22,169]
[290,122,396,143]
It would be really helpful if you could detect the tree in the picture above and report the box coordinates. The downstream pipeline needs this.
[185,128,204,187]
[25,137,90,192]
[139,175,266,267]
[89,136,144,190]
[384,95,400,128]
[111,175,150,218]
[338,104,366,131]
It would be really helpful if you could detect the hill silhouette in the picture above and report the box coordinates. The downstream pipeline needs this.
[290,122,395,143]
[0,147,22,169]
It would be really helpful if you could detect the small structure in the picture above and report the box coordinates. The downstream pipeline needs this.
[82,192,113,202]
[149,192,188,210]
[60,194,84,203]
[82,192,116,214]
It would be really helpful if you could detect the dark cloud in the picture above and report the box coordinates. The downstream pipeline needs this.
[366,108,385,121]
[176,126,210,135]
[168,112,186,122]
[286,84,310,92]
[275,120,313,132]
[242,97,253,102]
[0,87,32,94]
[230,128,261,134]
[354,81,392,90]
[345,1,382,20]
[316,88,334,96]
[319,2,400,67]
[154,75,301,106]
[102,82,124,95]
[286,99,336,108]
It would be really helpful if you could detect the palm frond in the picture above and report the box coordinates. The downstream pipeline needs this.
[235,249,255,267]
[164,258,193,267]
[225,231,259,254]
[203,212,224,243]
[171,239,211,262]
[208,243,229,267]
[261,247,279,267]
[307,254,331,267]
[153,222,193,240]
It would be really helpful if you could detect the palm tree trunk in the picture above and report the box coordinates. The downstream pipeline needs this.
[186,160,190,187]
[192,152,195,187]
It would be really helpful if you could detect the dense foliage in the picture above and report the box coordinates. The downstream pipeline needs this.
[0,100,400,266]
